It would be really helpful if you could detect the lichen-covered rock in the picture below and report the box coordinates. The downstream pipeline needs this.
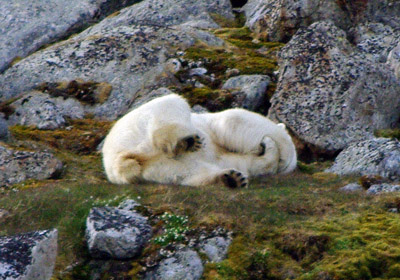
[7,91,84,130]
[0,144,63,187]
[222,75,270,110]
[339,183,363,193]
[326,138,400,181]
[82,0,234,35]
[242,0,400,43]
[387,42,400,79]
[198,236,231,263]
[0,23,223,120]
[145,248,204,280]
[242,0,348,42]
[367,183,400,195]
[0,115,10,141]
[0,0,140,73]
[0,229,58,280]
[86,207,152,259]
[268,21,400,152]
[117,199,141,211]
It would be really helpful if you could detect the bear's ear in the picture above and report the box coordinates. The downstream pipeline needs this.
[277,123,286,129]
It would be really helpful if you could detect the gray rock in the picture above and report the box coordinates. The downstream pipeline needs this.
[0,229,58,280]
[0,0,140,73]
[145,248,203,280]
[387,42,400,79]
[268,21,400,152]
[188,68,208,77]
[0,116,10,142]
[242,0,348,42]
[198,236,231,263]
[367,183,400,195]
[0,144,63,187]
[130,88,175,111]
[86,207,152,259]
[242,0,400,43]
[339,183,363,193]
[352,22,400,63]
[222,75,270,110]
[80,0,234,35]
[0,23,223,120]
[118,199,140,211]
[327,138,400,181]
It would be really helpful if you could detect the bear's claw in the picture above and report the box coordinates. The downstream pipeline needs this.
[174,134,203,156]
[221,170,248,189]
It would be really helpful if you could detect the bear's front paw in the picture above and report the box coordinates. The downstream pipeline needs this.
[174,134,203,156]
[221,169,248,189]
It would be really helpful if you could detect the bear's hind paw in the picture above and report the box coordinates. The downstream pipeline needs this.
[221,169,248,189]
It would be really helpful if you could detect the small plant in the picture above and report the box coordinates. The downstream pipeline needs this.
[154,212,189,246]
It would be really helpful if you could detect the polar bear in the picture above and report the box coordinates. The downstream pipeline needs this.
[102,94,297,188]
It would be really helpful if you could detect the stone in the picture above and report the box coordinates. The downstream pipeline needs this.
[198,236,231,263]
[326,138,400,181]
[367,183,400,195]
[0,209,10,222]
[118,199,140,211]
[130,88,175,111]
[222,74,270,110]
[0,144,63,187]
[145,248,203,280]
[387,42,400,79]
[242,0,348,42]
[0,229,58,280]
[339,183,363,193]
[0,0,140,73]
[86,207,152,259]
[188,68,208,77]
[268,21,400,152]
[0,116,10,142]
[0,23,223,120]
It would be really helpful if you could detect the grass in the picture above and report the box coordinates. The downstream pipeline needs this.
[2,127,399,279]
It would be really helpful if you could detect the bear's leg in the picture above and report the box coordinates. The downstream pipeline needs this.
[151,124,201,157]
[181,166,248,188]
[113,151,148,184]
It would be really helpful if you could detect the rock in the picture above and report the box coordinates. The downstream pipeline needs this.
[387,42,400,79]
[191,105,208,113]
[0,209,10,222]
[7,91,85,130]
[0,229,58,280]
[222,74,270,110]
[339,183,363,193]
[0,0,140,73]
[188,68,208,77]
[352,22,400,63]
[145,248,203,280]
[86,207,152,259]
[81,0,234,34]
[0,115,10,142]
[367,183,400,195]
[242,0,400,43]
[0,144,63,187]
[130,88,175,111]
[198,236,231,263]
[118,199,140,211]
[0,23,224,120]
[242,0,348,42]
[268,21,400,152]
[326,138,400,181]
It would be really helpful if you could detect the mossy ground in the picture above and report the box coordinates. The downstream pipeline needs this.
[2,124,400,279]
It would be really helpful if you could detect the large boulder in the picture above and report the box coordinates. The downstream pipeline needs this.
[0,115,10,142]
[0,229,58,280]
[0,11,225,120]
[242,0,400,43]
[86,207,152,259]
[0,0,140,73]
[198,236,231,263]
[326,138,400,181]
[145,248,204,280]
[0,144,63,187]
[268,21,400,152]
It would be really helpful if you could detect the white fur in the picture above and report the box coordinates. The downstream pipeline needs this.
[102,94,297,187]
